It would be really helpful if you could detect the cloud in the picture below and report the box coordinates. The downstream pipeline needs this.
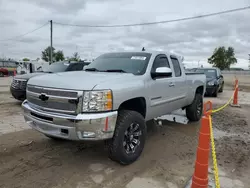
[0,0,249,69]
[19,0,86,14]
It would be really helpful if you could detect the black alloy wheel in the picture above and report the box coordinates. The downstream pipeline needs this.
[123,123,142,154]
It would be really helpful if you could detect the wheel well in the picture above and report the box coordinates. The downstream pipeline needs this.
[182,86,204,110]
[196,86,204,95]
[118,97,146,118]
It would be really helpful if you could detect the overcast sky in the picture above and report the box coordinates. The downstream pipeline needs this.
[0,0,250,69]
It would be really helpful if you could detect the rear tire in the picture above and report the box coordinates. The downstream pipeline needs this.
[108,110,146,165]
[186,93,203,122]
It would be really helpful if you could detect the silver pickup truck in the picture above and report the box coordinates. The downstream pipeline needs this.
[22,51,206,165]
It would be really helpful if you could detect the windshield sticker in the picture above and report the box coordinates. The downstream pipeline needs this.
[131,56,146,60]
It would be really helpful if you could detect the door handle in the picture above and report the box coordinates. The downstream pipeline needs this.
[169,82,175,87]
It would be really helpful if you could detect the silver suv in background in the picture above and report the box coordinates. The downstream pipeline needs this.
[22,51,206,165]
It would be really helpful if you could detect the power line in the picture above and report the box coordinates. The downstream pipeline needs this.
[0,22,49,42]
[54,6,250,28]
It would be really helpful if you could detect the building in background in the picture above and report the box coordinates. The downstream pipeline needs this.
[0,60,18,76]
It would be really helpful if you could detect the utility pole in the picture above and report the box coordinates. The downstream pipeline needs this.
[50,20,53,64]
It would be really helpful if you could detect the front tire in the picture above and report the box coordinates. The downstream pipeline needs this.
[186,93,203,122]
[108,110,146,165]
[212,88,218,97]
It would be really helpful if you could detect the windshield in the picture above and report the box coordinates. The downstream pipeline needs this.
[196,69,217,78]
[84,52,152,75]
[41,62,69,73]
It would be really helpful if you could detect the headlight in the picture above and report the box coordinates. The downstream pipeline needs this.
[82,90,113,112]
[207,81,215,86]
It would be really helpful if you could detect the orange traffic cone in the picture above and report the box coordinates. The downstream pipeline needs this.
[191,103,211,188]
[231,79,240,107]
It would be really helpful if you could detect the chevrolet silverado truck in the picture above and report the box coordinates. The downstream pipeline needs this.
[22,51,206,165]
[10,60,90,101]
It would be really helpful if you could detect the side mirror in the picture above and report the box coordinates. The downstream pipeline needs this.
[151,67,172,79]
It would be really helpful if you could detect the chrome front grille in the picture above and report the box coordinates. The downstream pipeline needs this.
[26,85,82,114]
[27,85,77,98]
[11,79,27,90]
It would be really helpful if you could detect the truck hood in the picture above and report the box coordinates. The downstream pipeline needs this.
[14,72,47,80]
[27,71,137,90]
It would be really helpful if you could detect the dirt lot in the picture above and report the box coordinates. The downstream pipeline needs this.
[0,77,250,188]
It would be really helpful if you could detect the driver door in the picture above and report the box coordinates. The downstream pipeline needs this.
[147,54,176,119]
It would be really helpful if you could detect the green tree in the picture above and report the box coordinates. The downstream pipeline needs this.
[208,46,237,70]
[41,46,55,62]
[69,52,80,61]
[54,50,65,61]
[22,58,30,61]
[41,46,65,63]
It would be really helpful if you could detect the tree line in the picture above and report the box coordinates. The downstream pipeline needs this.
[39,45,239,70]
[1,46,241,70]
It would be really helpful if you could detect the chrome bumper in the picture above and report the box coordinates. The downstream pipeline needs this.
[21,100,118,141]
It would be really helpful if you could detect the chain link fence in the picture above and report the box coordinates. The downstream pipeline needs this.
[222,70,250,75]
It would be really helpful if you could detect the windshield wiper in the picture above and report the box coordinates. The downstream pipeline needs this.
[85,68,101,72]
[104,69,127,73]
[85,68,127,73]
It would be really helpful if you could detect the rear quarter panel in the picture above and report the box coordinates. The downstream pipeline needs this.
[185,74,206,105]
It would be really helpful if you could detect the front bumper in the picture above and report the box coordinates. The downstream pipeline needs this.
[10,87,26,100]
[22,100,118,141]
[205,85,218,95]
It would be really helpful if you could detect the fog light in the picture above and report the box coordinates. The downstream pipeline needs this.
[82,131,95,138]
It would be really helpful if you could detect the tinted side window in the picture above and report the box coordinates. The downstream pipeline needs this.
[151,55,170,73]
[67,63,84,71]
[170,57,181,77]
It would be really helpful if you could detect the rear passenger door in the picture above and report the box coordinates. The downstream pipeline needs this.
[170,56,188,109]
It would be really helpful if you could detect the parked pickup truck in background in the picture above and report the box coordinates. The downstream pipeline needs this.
[195,67,224,97]
[22,51,206,165]
[10,60,90,101]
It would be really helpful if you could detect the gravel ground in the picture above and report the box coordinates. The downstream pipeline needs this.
[0,76,250,188]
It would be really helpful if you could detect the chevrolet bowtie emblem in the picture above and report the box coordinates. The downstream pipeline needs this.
[39,93,49,101]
